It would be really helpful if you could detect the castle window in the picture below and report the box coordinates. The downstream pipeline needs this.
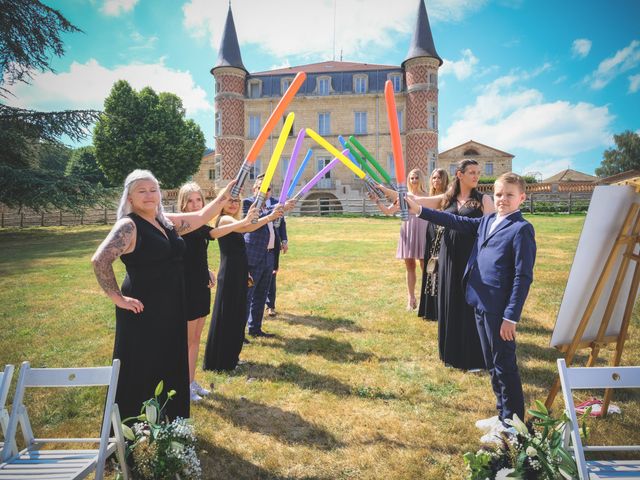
[449,163,457,176]
[249,159,261,180]
[354,111,367,134]
[463,148,480,156]
[317,77,331,96]
[389,73,402,92]
[354,75,368,94]
[215,111,221,136]
[485,162,494,176]
[249,114,260,138]
[429,72,437,87]
[214,155,222,179]
[397,108,404,132]
[429,151,436,174]
[281,77,293,94]
[318,112,330,135]
[248,79,261,98]
[317,156,333,179]
[428,104,437,130]
[387,154,397,182]
[208,169,215,181]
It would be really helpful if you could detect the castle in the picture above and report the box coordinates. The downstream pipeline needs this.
[193,0,512,202]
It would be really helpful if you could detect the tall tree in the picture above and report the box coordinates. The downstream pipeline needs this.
[94,81,205,188]
[595,130,640,177]
[66,145,111,186]
[0,0,107,211]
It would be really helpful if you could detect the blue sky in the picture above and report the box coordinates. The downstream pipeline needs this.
[7,0,639,178]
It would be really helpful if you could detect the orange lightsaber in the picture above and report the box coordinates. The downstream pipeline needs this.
[384,80,408,220]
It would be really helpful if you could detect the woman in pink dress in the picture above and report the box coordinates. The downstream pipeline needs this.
[374,168,428,310]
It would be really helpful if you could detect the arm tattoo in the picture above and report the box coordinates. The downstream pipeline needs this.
[175,219,191,234]
[92,220,135,296]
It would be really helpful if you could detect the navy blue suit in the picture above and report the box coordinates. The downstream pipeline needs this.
[418,207,536,422]
[243,197,278,333]
[265,196,287,310]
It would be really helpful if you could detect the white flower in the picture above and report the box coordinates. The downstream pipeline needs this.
[145,404,158,424]
[526,446,538,457]
[505,414,528,436]
[495,467,516,479]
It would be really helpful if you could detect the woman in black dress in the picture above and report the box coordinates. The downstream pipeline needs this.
[418,168,449,321]
[203,197,282,371]
[91,170,234,420]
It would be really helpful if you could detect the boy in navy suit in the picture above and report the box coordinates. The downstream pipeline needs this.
[407,172,536,441]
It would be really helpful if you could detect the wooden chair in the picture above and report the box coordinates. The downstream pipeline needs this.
[558,358,640,479]
[0,360,129,480]
[0,365,15,457]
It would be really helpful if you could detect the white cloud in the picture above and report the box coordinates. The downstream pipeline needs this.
[101,0,138,16]
[629,74,640,93]
[571,38,592,58]
[182,0,487,61]
[586,39,640,90]
[522,158,574,180]
[440,49,478,80]
[553,75,567,84]
[5,59,211,115]
[129,31,159,51]
[441,73,614,157]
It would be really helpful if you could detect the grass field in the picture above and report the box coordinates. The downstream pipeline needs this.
[0,215,639,479]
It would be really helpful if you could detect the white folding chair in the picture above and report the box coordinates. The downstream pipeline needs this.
[0,360,129,480]
[0,365,15,457]
[558,358,640,479]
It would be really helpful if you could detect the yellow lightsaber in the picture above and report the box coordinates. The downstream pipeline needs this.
[261,112,295,194]
[306,128,366,179]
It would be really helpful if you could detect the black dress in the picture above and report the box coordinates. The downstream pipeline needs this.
[203,230,248,371]
[418,222,439,321]
[438,192,487,370]
[182,225,214,321]
[114,213,189,420]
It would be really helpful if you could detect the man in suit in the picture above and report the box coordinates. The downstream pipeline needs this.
[407,172,536,441]
[265,192,288,317]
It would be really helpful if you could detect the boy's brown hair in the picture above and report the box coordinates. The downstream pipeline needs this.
[495,172,526,193]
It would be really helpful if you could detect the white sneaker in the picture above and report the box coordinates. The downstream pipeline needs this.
[192,380,211,397]
[480,424,516,445]
[475,415,501,433]
[189,383,203,402]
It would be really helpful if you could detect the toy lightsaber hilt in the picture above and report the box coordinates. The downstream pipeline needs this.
[273,217,282,228]
[230,160,251,198]
[251,192,266,224]
[397,184,409,221]
[364,175,386,199]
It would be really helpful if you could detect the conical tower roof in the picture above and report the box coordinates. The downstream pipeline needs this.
[211,5,247,74]
[403,0,442,67]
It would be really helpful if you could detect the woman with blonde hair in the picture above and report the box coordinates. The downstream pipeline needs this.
[374,168,429,310]
[91,170,236,420]
[203,194,283,371]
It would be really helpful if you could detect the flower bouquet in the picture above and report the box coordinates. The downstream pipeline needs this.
[117,381,201,480]
[463,400,587,479]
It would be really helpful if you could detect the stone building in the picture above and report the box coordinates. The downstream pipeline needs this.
[438,140,514,178]
[199,0,511,203]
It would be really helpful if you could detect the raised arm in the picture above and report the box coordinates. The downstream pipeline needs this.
[482,194,496,215]
[377,184,443,209]
[91,218,143,313]
[210,206,259,239]
[236,205,284,233]
[166,180,235,235]
[406,195,481,235]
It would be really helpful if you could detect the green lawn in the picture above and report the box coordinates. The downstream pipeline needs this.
[0,215,638,479]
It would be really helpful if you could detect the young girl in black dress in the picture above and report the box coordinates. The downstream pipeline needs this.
[178,182,258,401]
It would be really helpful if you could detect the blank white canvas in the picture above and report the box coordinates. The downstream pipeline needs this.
[550,185,640,348]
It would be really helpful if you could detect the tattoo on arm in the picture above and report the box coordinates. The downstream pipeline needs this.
[91,220,135,296]
[175,219,191,234]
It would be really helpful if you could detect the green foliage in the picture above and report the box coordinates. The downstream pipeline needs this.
[0,1,104,210]
[94,80,206,188]
[478,176,538,185]
[65,146,111,185]
[595,130,640,177]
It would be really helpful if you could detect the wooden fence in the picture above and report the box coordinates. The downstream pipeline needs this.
[1,187,594,228]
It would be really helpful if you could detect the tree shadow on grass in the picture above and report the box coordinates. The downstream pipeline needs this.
[275,313,364,333]
[202,393,343,450]
[273,334,372,363]
[231,361,353,397]
[198,439,331,480]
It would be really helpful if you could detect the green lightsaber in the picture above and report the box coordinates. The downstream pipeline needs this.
[349,136,392,185]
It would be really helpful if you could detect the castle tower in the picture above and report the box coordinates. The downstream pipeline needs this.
[210,5,247,183]
[402,0,442,175]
